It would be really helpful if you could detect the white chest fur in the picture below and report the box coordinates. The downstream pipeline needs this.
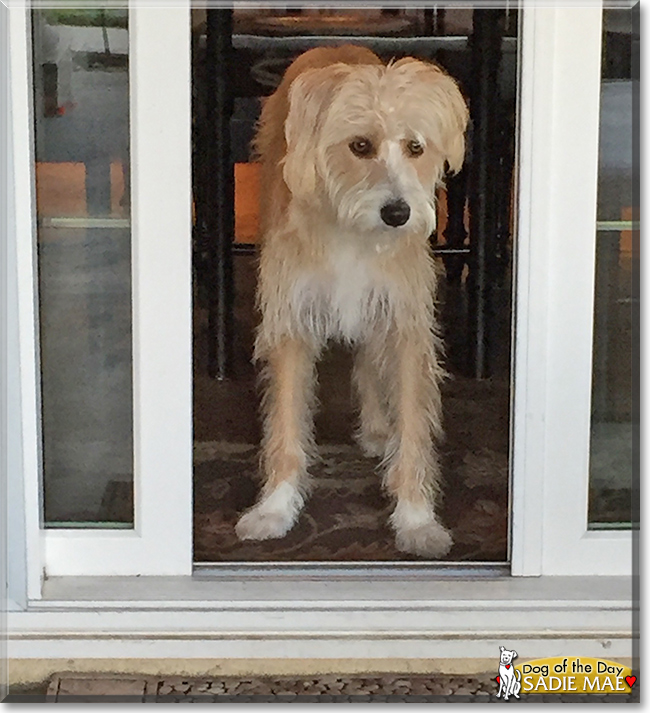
[291,241,392,344]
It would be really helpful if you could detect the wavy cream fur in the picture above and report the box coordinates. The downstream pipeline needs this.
[236,46,468,557]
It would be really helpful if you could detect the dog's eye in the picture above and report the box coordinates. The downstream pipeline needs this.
[349,138,375,158]
[406,140,424,157]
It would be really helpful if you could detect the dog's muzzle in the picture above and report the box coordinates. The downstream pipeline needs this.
[380,199,411,228]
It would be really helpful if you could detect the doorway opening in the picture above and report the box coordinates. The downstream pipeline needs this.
[191,7,518,564]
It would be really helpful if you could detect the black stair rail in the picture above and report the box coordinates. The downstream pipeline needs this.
[423,7,446,35]
[492,109,515,286]
[441,167,469,283]
[467,9,504,379]
[205,9,235,380]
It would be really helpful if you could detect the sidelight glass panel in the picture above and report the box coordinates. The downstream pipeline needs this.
[588,8,638,529]
[32,7,133,527]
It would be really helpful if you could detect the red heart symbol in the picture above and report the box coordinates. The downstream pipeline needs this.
[625,676,636,688]
[495,676,500,684]
[506,664,511,669]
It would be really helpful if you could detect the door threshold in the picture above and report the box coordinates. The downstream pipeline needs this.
[193,562,510,579]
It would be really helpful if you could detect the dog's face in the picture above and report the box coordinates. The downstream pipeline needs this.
[499,647,518,666]
[283,58,468,237]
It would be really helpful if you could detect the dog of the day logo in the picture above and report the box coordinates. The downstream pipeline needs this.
[495,648,636,697]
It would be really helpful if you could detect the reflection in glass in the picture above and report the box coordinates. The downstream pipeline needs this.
[32,8,134,527]
[588,8,638,529]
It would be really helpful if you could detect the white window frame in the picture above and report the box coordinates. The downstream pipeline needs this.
[511,2,634,577]
[6,1,193,594]
[4,0,634,640]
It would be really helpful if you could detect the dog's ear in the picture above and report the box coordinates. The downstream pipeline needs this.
[283,65,350,199]
[393,59,469,175]
[500,646,505,653]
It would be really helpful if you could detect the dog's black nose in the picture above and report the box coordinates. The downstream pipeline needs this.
[380,200,410,227]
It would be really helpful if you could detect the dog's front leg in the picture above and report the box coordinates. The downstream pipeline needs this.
[384,331,452,558]
[353,341,392,458]
[236,337,316,541]
[503,678,512,700]
[496,678,504,698]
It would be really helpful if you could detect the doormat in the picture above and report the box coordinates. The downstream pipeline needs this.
[6,673,637,702]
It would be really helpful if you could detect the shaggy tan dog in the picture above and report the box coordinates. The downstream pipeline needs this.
[235,46,468,557]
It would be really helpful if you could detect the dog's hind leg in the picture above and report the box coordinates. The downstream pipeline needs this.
[236,337,317,541]
[353,341,392,458]
[383,331,452,558]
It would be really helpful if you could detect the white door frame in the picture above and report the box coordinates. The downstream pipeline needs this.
[511,2,633,576]
[5,2,633,600]
[43,3,194,578]
[6,1,193,590]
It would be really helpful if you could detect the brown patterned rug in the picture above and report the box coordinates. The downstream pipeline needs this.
[194,438,508,563]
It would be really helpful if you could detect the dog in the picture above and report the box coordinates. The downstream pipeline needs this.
[235,46,468,557]
[496,647,522,700]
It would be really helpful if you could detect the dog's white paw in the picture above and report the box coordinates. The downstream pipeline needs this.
[391,501,453,558]
[235,509,295,541]
[394,519,453,558]
[235,482,304,541]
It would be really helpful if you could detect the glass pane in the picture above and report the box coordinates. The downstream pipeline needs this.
[588,8,639,529]
[32,8,134,527]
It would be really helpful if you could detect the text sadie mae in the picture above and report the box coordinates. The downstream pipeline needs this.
[520,658,631,693]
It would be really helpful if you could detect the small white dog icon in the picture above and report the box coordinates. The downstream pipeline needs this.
[496,646,521,700]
